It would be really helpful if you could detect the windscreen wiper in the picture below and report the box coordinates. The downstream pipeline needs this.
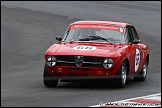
[79,37,98,41]
[89,36,113,45]
[79,38,90,41]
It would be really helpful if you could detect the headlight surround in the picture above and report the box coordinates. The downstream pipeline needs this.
[46,56,57,67]
[103,58,114,69]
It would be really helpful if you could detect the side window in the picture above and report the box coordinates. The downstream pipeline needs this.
[126,26,134,43]
[130,26,139,40]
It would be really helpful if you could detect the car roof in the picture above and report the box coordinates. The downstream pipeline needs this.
[70,20,131,27]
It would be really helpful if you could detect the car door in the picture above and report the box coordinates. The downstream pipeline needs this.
[129,26,143,73]
[130,26,144,73]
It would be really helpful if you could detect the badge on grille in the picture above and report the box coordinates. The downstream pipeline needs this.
[74,56,84,67]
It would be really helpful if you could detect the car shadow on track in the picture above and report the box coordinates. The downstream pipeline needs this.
[53,78,145,89]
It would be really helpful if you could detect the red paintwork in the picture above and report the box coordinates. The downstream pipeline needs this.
[45,21,149,80]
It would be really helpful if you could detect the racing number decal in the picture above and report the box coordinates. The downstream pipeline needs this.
[73,46,96,51]
[135,48,140,72]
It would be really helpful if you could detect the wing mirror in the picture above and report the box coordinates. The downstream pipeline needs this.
[132,39,140,44]
[56,36,62,42]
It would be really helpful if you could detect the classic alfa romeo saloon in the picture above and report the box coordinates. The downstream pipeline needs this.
[44,21,149,88]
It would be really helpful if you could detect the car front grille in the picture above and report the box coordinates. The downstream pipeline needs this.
[55,56,104,68]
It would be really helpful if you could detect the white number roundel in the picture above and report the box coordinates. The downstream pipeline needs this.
[135,48,140,72]
[73,46,96,51]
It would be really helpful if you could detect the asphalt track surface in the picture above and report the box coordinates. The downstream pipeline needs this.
[1,1,161,107]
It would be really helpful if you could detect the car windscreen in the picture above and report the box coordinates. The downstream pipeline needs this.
[63,24,126,44]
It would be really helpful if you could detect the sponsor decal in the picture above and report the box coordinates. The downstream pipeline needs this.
[73,46,96,51]
[120,27,124,33]
[69,24,124,33]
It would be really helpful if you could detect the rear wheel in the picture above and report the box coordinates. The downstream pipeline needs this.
[112,60,127,88]
[134,60,148,81]
[43,64,58,87]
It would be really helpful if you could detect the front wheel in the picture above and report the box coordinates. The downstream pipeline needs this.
[112,60,127,88]
[43,64,58,87]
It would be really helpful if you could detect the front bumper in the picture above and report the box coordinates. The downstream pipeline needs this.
[46,65,118,80]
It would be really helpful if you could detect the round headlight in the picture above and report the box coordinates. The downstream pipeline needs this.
[47,56,57,67]
[103,58,114,69]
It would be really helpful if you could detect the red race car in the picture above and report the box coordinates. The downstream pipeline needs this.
[44,21,149,88]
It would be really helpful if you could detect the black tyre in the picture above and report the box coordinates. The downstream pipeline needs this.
[43,64,58,87]
[134,60,148,81]
[112,60,127,88]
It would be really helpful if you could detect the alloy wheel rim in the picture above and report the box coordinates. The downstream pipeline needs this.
[143,63,147,77]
